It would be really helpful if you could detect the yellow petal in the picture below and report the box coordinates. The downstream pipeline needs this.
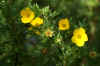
[75,41,85,47]
[21,17,33,23]
[73,27,86,35]
[30,17,43,27]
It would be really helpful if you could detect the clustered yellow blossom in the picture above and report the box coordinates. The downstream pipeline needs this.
[20,8,88,47]
[20,7,35,23]
[20,7,43,27]
[71,27,88,47]
[58,18,70,30]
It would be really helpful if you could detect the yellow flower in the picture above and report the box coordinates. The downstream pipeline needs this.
[45,29,54,37]
[71,27,88,47]
[30,17,43,27]
[20,7,35,23]
[58,18,70,30]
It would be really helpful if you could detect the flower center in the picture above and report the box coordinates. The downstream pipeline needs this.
[26,13,30,17]
[62,24,66,27]
[47,31,51,35]
[77,35,81,39]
